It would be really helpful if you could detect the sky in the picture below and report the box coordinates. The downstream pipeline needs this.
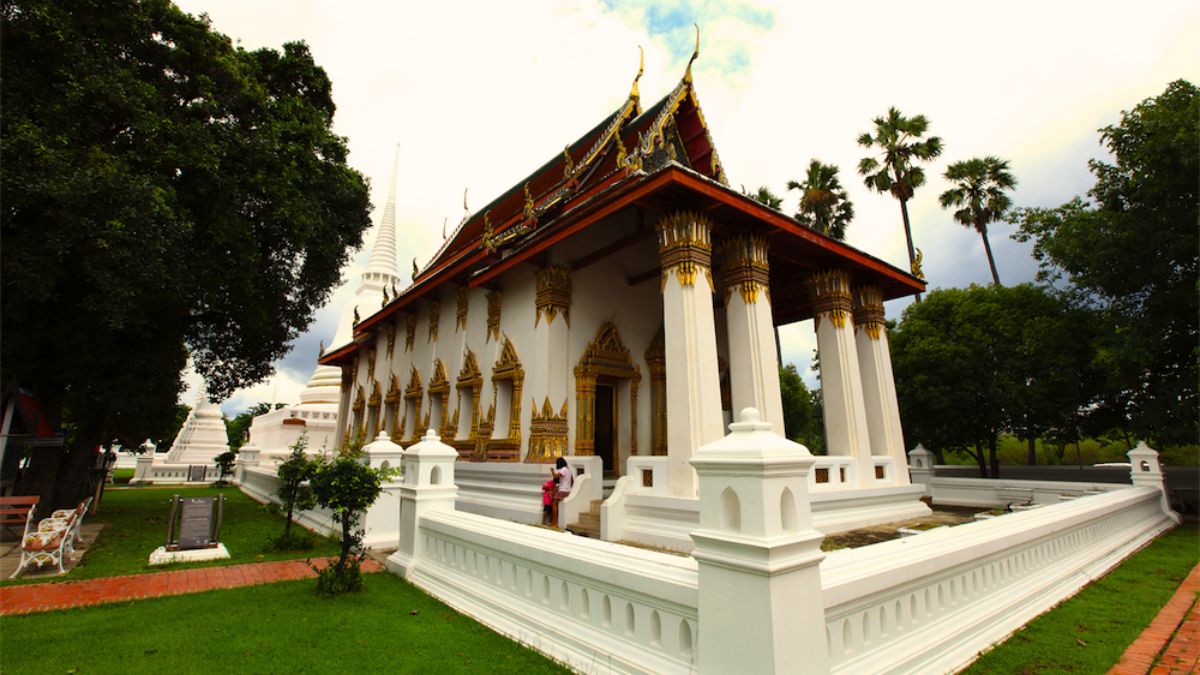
[168,0,1200,417]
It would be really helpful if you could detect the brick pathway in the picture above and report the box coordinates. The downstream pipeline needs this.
[0,557,384,615]
[1109,563,1200,674]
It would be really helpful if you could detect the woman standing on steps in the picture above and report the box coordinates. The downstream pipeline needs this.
[550,457,573,528]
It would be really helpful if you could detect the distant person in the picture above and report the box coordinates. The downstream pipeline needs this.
[541,475,558,526]
[550,457,573,528]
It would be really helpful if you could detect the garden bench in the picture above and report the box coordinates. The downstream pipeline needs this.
[10,497,92,579]
[0,495,40,539]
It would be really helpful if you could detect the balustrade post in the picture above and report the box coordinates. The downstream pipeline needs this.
[690,408,828,674]
[387,429,459,578]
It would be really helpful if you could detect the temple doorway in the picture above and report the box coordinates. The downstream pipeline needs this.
[594,382,617,475]
[574,321,641,476]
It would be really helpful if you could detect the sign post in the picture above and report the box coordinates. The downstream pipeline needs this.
[149,494,231,565]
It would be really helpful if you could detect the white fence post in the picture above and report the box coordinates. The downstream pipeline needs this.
[387,429,458,578]
[132,440,156,484]
[234,442,261,485]
[1128,441,1181,523]
[362,433,406,549]
[690,408,829,674]
[908,443,935,494]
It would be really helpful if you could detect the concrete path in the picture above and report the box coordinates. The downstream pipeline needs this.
[1109,562,1200,674]
[0,557,384,615]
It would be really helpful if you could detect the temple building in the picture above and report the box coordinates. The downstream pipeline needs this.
[241,146,404,461]
[319,46,926,528]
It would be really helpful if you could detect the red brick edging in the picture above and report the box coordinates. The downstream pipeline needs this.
[1108,563,1200,674]
[0,557,384,615]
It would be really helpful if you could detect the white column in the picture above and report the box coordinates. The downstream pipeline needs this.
[722,235,785,432]
[386,429,459,578]
[528,266,571,463]
[690,408,828,675]
[808,269,873,487]
[659,211,724,497]
[853,284,909,485]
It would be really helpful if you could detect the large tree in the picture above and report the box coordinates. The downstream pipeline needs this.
[890,285,1098,477]
[1,0,372,512]
[1009,80,1198,445]
[939,156,1016,286]
[858,108,943,284]
[787,159,853,241]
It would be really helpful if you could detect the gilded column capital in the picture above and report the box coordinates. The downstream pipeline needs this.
[534,266,572,327]
[852,284,886,340]
[656,211,714,291]
[807,269,853,330]
[721,234,770,305]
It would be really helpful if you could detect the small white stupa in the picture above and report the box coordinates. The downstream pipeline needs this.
[242,144,403,460]
[131,381,230,484]
[165,390,231,464]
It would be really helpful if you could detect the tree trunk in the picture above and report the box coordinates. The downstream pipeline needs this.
[973,447,988,478]
[339,516,352,572]
[989,436,1000,479]
[1027,436,1037,466]
[898,198,922,302]
[980,227,1002,286]
[16,436,100,520]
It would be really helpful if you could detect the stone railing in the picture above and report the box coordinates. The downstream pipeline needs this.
[820,483,1177,674]
[455,456,601,525]
[130,455,218,484]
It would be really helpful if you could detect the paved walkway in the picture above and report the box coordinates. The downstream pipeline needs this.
[0,557,384,615]
[1109,563,1200,675]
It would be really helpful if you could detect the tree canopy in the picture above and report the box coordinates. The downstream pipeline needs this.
[890,285,1099,476]
[1009,79,1198,445]
[1,0,372,509]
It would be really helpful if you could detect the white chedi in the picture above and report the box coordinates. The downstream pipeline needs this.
[164,394,230,465]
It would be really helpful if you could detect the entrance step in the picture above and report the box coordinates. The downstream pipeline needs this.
[567,499,603,539]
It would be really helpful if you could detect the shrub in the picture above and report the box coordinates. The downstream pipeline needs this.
[274,434,316,546]
[213,450,237,486]
[308,439,391,596]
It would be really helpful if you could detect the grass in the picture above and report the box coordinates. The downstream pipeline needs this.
[110,468,135,485]
[3,485,338,586]
[964,522,1199,674]
[0,573,570,674]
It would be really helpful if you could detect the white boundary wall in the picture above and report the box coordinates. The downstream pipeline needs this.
[130,455,219,484]
[820,485,1176,674]
[383,420,1179,675]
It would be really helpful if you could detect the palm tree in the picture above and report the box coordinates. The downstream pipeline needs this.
[787,160,854,241]
[939,156,1016,286]
[857,108,943,279]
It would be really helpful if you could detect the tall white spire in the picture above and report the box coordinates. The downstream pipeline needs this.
[328,144,403,352]
[365,144,401,279]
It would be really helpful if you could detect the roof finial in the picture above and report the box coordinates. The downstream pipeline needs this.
[462,187,469,216]
[629,45,644,100]
[684,24,700,83]
[442,216,448,239]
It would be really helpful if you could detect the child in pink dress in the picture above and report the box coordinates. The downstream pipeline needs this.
[541,476,558,526]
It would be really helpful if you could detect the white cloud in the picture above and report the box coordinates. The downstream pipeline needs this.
[173,0,1199,400]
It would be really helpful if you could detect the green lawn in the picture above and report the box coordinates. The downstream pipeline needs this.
[110,467,135,484]
[0,572,569,674]
[3,485,338,585]
[964,522,1199,674]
